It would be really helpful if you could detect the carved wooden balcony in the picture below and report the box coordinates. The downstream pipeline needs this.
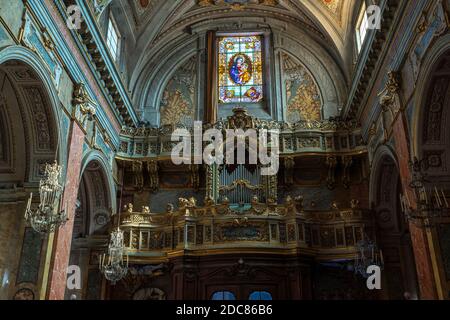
[117,108,367,160]
[115,198,374,263]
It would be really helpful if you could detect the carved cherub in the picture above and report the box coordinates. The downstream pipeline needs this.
[285,195,294,206]
[233,217,248,226]
[142,206,150,214]
[204,196,214,207]
[73,83,96,126]
[331,201,339,211]
[251,195,259,206]
[124,203,134,213]
[294,195,304,211]
[178,198,190,208]
[221,196,230,205]
[166,203,174,214]
[350,199,360,209]
[188,197,197,207]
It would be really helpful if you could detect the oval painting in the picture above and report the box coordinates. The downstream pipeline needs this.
[228,53,253,85]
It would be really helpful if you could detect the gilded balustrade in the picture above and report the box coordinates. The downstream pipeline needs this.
[117,108,366,160]
[115,198,374,262]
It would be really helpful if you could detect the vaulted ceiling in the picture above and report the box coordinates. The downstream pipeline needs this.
[117,0,356,48]
[110,0,360,106]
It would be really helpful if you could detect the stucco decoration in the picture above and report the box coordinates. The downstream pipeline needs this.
[0,58,61,183]
[283,53,322,122]
[91,0,113,17]
[320,0,342,16]
[198,0,278,11]
[159,56,197,127]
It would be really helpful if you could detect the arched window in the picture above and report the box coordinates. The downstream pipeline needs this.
[218,35,264,104]
[248,291,272,300]
[211,291,236,300]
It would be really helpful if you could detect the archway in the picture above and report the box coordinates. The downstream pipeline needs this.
[414,47,450,298]
[0,55,61,299]
[370,148,418,299]
[65,157,114,300]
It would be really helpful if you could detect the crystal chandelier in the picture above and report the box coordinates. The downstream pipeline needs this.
[100,167,128,284]
[399,157,449,228]
[99,226,129,285]
[354,235,384,278]
[25,160,68,233]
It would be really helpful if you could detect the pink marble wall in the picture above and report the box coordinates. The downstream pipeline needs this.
[392,115,438,299]
[47,123,85,300]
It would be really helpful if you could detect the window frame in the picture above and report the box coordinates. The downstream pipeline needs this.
[106,15,120,62]
[248,291,273,300]
[216,33,266,105]
[355,3,369,53]
[211,291,236,300]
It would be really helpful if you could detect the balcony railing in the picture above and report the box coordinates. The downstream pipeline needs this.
[116,198,374,262]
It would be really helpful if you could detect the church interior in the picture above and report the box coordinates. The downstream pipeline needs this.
[0,0,449,301]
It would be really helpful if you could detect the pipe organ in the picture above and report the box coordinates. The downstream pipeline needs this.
[219,164,264,204]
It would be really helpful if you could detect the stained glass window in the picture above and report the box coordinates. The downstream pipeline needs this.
[218,35,263,104]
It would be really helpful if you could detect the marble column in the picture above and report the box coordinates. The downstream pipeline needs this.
[47,122,85,300]
[392,114,438,299]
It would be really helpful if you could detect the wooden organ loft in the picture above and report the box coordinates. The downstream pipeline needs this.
[102,108,381,300]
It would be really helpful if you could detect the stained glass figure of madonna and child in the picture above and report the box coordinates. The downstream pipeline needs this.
[218,36,263,104]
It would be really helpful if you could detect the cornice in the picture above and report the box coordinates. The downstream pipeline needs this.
[60,0,138,127]
[343,0,401,120]
[26,0,122,147]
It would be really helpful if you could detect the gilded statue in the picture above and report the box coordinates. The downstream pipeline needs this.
[142,206,150,214]
[124,203,134,213]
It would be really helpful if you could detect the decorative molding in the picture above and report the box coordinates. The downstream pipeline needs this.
[116,198,373,261]
[20,12,62,90]
[342,155,353,189]
[325,155,337,190]
[118,108,365,159]
[72,82,97,129]
[378,71,402,139]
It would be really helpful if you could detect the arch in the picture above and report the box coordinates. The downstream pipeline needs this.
[122,0,360,87]
[133,21,347,125]
[248,290,272,300]
[78,151,116,235]
[369,146,419,300]
[146,50,198,126]
[65,152,116,300]
[211,291,236,300]
[369,144,399,205]
[411,34,450,158]
[0,46,64,163]
[409,36,450,298]
[280,50,325,121]
[0,45,63,300]
[134,36,198,115]
[80,150,116,215]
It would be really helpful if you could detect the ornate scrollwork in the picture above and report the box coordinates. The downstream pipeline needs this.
[73,83,97,128]
[131,161,144,190]
[92,0,113,17]
[219,179,263,192]
[342,156,353,189]
[146,160,159,192]
[378,71,402,138]
[325,156,337,190]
